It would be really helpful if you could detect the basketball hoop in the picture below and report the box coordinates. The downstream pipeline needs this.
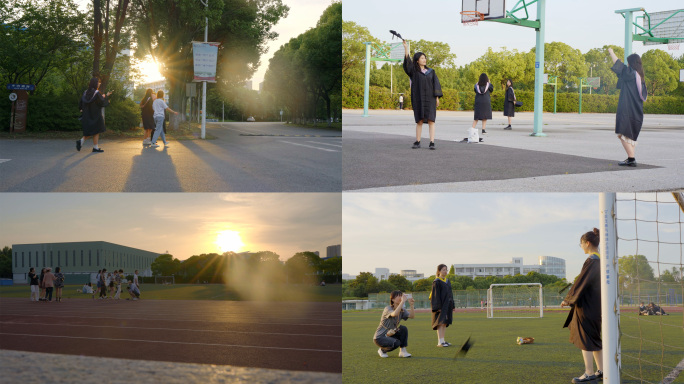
[667,43,680,50]
[461,11,484,26]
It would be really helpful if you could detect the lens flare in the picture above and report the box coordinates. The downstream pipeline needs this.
[216,230,244,253]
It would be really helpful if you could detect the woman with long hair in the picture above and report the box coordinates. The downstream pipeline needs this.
[608,48,647,167]
[28,267,39,302]
[54,267,65,302]
[76,77,112,153]
[373,290,415,358]
[402,39,443,150]
[140,88,156,146]
[430,264,455,347]
[472,73,494,137]
[503,79,516,130]
[561,228,603,383]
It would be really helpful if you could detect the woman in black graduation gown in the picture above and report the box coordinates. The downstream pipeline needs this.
[608,48,647,167]
[76,77,112,153]
[561,228,603,383]
[402,40,443,150]
[503,79,516,130]
[472,73,494,135]
[430,264,454,347]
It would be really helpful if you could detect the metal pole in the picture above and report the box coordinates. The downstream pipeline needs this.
[201,0,208,139]
[599,193,621,384]
[531,0,546,137]
[553,79,557,114]
[616,8,642,63]
[579,78,583,114]
[222,101,224,122]
[390,64,393,96]
[362,42,371,117]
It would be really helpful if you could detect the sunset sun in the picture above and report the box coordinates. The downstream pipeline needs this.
[216,230,245,253]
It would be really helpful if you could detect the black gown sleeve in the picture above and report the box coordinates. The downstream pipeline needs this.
[488,83,494,93]
[433,72,443,98]
[96,92,110,108]
[564,258,598,306]
[431,281,441,312]
[403,55,414,77]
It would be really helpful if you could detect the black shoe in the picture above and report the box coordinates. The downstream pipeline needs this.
[92,148,104,153]
[594,370,602,380]
[76,140,82,151]
[481,129,487,134]
[429,142,435,150]
[618,158,636,167]
[504,125,512,130]
[479,138,483,142]
[412,141,420,149]
[572,374,597,383]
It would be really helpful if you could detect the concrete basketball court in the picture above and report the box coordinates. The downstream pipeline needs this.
[343,109,684,192]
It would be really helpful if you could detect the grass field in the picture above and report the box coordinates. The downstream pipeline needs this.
[342,309,683,384]
[0,283,341,302]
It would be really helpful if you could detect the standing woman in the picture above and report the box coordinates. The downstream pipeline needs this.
[608,48,647,167]
[150,90,179,148]
[43,267,55,302]
[561,228,603,383]
[373,290,415,358]
[54,267,65,302]
[28,268,39,302]
[39,268,46,301]
[402,40,443,150]
[472,73,494,136]
[503,79,516,130]
[430,264,455,347]
[140,89,156,146]
[76,77,112,153]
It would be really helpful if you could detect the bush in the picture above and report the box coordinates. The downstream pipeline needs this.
[105,98,141,132]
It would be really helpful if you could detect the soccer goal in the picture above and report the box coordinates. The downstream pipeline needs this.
[154,276,174,285]
[487,283,544,318]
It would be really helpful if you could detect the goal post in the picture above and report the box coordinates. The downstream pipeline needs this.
[154,276,175,285]
[487,283,544,318]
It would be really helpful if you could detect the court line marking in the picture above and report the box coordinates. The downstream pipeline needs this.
[278,141,339,152]
[307,141,342,148]
[0,333,342,353]
[0,313,340,327]
[0,321,341,338]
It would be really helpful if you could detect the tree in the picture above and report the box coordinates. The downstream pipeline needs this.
[541,42,587,92]
[341,21,379,78]
[659,270,676,283]
[449,265,455,275]
[642,49,680,96]
[584,45,623,94]
[345,272,379,297]
[91,0,131,93]
[284,251,321,283]
[319,257,342,283]
[387,274,412,292]
[411,39,456,68]
[0,0,88,88]
[377,280,396,293]
[412,278,433,292]
[0,246,12,278]
[619,255,655,288]
[151,253,180,276]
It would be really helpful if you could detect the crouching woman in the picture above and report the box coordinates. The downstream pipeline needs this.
[373,290,415,358]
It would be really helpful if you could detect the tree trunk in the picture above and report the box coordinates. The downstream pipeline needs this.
[92,0,102,78]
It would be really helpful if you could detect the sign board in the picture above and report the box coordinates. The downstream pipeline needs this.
[6,84,35,91]
[192,42,220,82]
[9,93,17,101]
[186,82,197,97]
[11,90,28,133]
[543,74,549,84]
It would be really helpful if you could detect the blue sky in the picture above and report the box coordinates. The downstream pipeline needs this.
[0,193,341,262]
[342,193,682,281]
[343,0,683,67]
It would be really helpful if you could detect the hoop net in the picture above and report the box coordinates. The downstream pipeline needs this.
[461,11,484,26]
[668,43,680,50]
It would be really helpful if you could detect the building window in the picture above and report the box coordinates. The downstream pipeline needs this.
[22,252,24,268]
[81,250,84,266]
[57,251,61,267]
[89,250,92,266]
[65,250,68,266]
[97,250,100,267]
[50,251,53,267]
[72,251,76,267]
[43,251,46,267]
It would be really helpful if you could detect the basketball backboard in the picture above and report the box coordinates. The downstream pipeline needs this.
[641,9,684,45]
[389,42,409,61]
[462,0,507,23]
[680,69,684,82]
[587,77,600,88]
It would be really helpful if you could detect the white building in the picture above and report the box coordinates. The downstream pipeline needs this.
[453,256,565,279]
[400,269,425,282]
[342,273,355,281]
[141,79,169,102]
[374,268,390,281]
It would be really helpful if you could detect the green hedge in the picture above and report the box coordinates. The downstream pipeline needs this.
[1,94,142,132]
[342,85,684,114]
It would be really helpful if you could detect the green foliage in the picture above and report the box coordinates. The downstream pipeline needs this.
[584,45,623,94]
[387,274,412,293]
[411,39,457,68]
[412,278,433,292]
[619,255,655,288]
[345,272,379,297]
[642,49,680,96]
[0,246,12,278]
[106,98,142,131]
[284,251,321,284]
[151,254,181,276]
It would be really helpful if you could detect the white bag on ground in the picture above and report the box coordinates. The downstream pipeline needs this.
[468,127,480,143]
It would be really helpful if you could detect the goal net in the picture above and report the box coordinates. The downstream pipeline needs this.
[487,283,543,318]
[154,276,175,285]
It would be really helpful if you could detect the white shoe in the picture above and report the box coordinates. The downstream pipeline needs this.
[163,142,170,147]
[150,143,159,148]
[377,348,388,358]
[398,351,412,358]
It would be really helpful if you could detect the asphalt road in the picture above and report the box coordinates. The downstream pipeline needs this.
[342,110,684,192]
[0,122,341,192]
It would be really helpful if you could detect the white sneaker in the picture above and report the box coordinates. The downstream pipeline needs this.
[398,351,412,358]
[142,139,150,145]
[377,348,388,358]
[150,143,159,148]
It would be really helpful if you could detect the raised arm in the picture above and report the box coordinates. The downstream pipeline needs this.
[407,296,415,319]
[402,39,409,58]
[390,294,407,318]
[608,47,618,65]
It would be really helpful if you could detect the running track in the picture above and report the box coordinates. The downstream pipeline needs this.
[0,298,341,373]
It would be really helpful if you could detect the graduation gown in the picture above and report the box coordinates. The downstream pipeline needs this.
[563,254,602,351]
[430,278,454,330]
[473,83,494,120]
[79,91,109,136]
[503,87,515,117]
[403,56,443,123]
[141,96,156,130]
[611,59,647,141]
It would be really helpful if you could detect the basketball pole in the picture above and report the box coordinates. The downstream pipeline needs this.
[616,8,643,64]
[531,0,546,137]
[599,193,620,384]
[362,42,371,117]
